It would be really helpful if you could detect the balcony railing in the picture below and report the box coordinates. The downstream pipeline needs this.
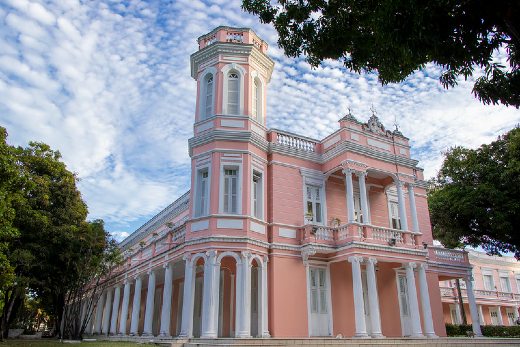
[302,222,421,247]
[276,131,317,152]
[440,286,520,302]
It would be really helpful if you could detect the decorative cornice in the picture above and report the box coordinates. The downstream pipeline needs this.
[189,130,269,156]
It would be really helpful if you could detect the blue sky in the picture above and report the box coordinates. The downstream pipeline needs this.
[1,0,519,242]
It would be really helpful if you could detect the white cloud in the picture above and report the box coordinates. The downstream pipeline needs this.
[1,0,518,238]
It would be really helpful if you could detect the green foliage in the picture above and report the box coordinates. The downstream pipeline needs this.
[445,323,520,337]
[242,0,520,108]
[0,127,121,340]
[428,127,520,258]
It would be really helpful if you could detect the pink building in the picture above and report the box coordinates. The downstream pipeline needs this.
[87,26,482,339]
[440,250,520,327]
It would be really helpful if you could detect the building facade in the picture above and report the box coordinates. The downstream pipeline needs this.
[440,250,520,327]
[84,26,482,339]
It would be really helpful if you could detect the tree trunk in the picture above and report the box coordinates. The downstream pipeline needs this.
[0,286,21,341]
[455,279,467,325]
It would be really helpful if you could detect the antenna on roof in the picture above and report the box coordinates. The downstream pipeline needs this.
[393,114,400,131]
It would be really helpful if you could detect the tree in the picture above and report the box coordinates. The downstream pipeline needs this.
[242,0,520,108]
[428,127,520,258]
[0,128,120,340]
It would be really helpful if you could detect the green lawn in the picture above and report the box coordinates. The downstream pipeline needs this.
[2,341,144,347]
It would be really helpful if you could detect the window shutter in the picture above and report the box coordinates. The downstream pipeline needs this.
[228,74,239,115]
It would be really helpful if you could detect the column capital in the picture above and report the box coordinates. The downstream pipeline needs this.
[242,251,252,259]
[124,278,133,285]
[404,262,417,270]
[367,258,378,265]
[134,274,143,281]
[183,253,191,261]
[417,263,428,271]
[395,179,404,188]
[406,182,415,189]
[342,168,355,176]
[348,255,364,264]
[115,283,123,289]
[263,255,269,264]
[147,269,155,276]
[355,170,368,178]
[163,262,171,269]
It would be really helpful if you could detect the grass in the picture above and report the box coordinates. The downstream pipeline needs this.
[2,341,144,347]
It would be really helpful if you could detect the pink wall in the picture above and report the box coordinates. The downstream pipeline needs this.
[269,255,308,337]
[330,261,355,337]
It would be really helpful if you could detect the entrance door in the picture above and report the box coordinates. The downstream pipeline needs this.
[361,271,371,335]
[310,267,330,336]
[396,273,412,336]
[193,277,203,337]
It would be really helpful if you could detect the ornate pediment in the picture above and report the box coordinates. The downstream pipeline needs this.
[363,114,389,137]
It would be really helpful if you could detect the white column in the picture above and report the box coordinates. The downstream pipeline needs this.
[514,306,519,321]
[93,291,106,334]
[417,264,437,337]
[159,263,174,338]
[103,287,113,334]
[356,171,369,224]
[109,284,121,335]
[464,277,483,336]
[366,258,383,338]
[118,279,132,335]
[497,305,503,325]
[478,304,485,325]
[129,275,143,336]
[235,260,244,337]
[179,254,195,338]
[236,251,252,338]
[395,181,409,231]
[142,270,157,337]
[201,250,218,338]
[344,169,356,223]
[404,262,424,338]
[348,256,368,338]
[260,256,270,337]
[407,184,419,233]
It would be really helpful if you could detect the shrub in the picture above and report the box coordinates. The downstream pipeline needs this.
[446,324,520,337]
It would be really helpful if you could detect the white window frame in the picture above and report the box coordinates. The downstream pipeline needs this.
[305,184,325,225]
[482,269,495,291]
[515,275,520,293]
[499,272,512,292]
[251,169,264,220]
[194,165,211,217]
[489,307,500,325]
[250,71,264,124]
[449,304,461,325]
[219,162,242,215]
[506,308,516,326]
[198,68,216,121]
[221,63,246,116]
[385,187,401,229]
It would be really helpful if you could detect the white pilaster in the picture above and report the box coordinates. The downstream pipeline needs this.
[109,284,121,335]
[407,184,419,233]
[260,256,270,337]
[158,263,174,338]
[417,264,437,337]
[93,291,106,334]
[344,169,356,223]
[464,277,483,337]
[179,254,195,338]
[366,258,383,338]
[236,251,252,338]
[356,171,369,224]
[497,305,503,325]
[478,304,485,325]
[119,279,132,335]
[129,275,143,336]
[201,250,218,338]
[404,262,424,338]
[103,287,113,334]
[348,256,368,338]
[142,270,157,337]
[395,181,409,231]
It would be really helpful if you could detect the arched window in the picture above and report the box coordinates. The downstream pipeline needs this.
[227,73,239,115]
[205,76,213,119]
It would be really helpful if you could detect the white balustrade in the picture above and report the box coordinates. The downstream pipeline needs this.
[337,225,349,240]
[277,132,317,152]
[432,248,466,262]
[313,226,334,241]
[205,34,216,46]
[227,32,243,43]
[372,226,404,244]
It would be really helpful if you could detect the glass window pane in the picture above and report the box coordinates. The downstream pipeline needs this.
[320,290,327,313]
[316,203,322,223]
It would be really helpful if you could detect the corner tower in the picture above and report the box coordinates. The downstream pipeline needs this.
[188,27,275,235]
[190,26,274,126]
